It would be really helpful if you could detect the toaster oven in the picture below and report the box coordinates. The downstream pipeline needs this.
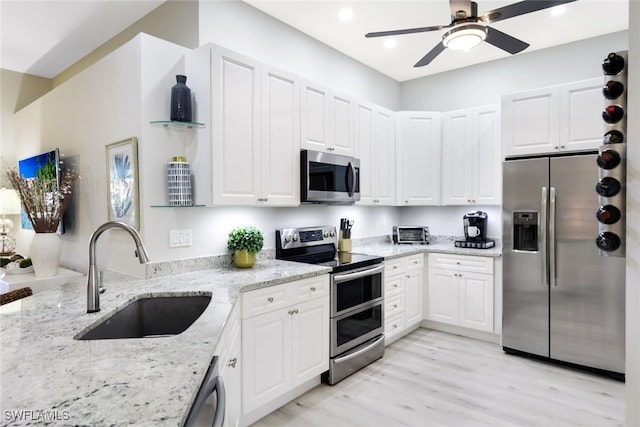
[392,226,430,244]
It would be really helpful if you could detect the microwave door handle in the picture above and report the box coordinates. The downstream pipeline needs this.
[347,161,356,197]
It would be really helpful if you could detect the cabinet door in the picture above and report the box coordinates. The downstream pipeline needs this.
[404,269,424,328]
[211,46,261,205]
[242,309,290,413]
[427,268,459,325]
[301,80,331,152]
[355,101,375,204]
[560,78,603,153]
[373,107,395,205]
[290,296,330,387]
[502,87,560,158]
[459,272,494,332]
[441,110,473,205]
[330,91,355,156]
[221,321,241,427]
[396,111,441,205]
[472,105,501,205]
[261,65,300,206]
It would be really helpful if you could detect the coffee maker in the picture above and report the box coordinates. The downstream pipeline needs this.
[455,210,495,249]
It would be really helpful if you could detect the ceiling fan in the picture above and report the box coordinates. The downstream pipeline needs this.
[365,0,577,67]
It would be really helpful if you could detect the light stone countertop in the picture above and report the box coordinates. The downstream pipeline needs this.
[0,259,330,427]
[0,238,500,426]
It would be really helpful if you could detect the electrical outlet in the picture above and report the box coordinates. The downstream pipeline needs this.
[170,229,192,248]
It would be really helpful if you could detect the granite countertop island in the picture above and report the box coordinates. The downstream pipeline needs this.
[0,260,330,427]
[0,237,500,426]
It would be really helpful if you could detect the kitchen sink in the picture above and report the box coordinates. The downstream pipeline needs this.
[75,294,211,340]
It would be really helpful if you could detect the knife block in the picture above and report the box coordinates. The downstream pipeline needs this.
[338,238,352,252]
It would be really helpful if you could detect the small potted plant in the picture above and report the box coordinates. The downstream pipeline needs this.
[227,226,264,268]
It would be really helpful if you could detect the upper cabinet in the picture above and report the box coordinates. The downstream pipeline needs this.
[441,105,501,206]
[211,46,300,206]
[396,111,441,206]
[502,78,603,158]
[301,80,355,156]
[356,101,395,206]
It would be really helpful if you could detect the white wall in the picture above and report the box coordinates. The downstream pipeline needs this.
[198,1,400,110]
[625,1,639,424]
[401,31,629,111]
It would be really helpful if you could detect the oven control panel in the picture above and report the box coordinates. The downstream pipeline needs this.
[276,226,337,250]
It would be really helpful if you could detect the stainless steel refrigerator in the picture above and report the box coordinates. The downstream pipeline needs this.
[502,153,625,375]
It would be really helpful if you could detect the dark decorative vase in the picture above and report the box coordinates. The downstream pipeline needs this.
[170,75,192,122]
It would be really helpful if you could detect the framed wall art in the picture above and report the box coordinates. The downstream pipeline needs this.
[106,137,140,229]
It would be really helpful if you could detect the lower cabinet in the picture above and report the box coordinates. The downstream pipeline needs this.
[384,253,424,345]
[241,275,330,418]
[426,253,494,332]
[214,302,242,427]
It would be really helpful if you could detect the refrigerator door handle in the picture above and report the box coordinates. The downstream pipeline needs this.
[541,187,548,287]
[549,187,557,287]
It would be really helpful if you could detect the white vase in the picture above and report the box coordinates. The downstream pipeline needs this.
[31,233,61,277]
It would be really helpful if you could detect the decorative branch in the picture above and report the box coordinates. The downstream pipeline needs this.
[4,166,81,233]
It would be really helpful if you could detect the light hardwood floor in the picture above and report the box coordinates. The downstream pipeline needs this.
[251,329,625,427]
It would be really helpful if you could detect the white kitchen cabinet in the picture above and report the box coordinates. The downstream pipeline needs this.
[356,101,395,206]
[211,46,300,206]
[426,253,494,333]
[396,111,441,206]
[441,105,501,205]
[502,78,602,158]
[384,254,424,345]
[301,80,355,156]
[215,303,242,427]
[241,275,329,416]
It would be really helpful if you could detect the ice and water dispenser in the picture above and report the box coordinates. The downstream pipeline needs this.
[513,211,538,251]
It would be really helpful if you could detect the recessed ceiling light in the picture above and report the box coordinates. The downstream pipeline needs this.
[384,39,397,49]
[550,5,567,17]
[338,8,353,22]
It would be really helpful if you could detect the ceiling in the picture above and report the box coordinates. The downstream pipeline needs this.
[0,0,629,82]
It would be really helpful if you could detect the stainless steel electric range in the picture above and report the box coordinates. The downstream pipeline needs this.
[276,225,385,385]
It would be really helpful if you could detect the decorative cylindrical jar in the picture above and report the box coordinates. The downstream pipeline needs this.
[31,232,61,277]
[170,75,192,122]
[233,249,256,268]
[167,156,192,206]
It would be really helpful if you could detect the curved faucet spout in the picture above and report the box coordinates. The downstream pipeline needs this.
[87,221,149,313]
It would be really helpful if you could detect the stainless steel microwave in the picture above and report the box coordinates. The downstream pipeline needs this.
[301,150,360,204]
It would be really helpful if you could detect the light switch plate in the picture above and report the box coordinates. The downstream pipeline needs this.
[170,229,192,247]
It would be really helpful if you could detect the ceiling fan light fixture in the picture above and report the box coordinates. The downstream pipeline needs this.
[442,24,487,51]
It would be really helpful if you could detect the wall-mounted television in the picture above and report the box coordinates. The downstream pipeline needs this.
[17,148,64,234]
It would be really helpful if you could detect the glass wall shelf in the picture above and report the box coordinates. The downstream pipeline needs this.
[150,204,206,208]
[150,120,205,129]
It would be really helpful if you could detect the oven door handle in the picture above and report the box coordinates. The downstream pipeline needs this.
[335,335,385,363]
[333,264,385,284]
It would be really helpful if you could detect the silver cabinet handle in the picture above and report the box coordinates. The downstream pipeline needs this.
[228,357,237,368]
[267,297,274,303]
[288,309,299,315]
[393,304,398,308]
[310,286,316,292]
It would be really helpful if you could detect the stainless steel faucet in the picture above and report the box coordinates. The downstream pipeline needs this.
[87,221,149,313]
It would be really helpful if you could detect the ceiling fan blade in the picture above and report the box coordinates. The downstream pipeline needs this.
[484,26,529,54]
[366,25,447,38]
[480,0,577,23]
[414,42,446,67]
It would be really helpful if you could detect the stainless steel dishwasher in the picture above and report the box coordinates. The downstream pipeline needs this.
[184,356,226,427]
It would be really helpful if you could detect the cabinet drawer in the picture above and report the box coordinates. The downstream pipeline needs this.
[385,293,405,318]
[385,275,404,296]
[293,275,330,303]
[403,254,424,270]
[428,253,493,274]
[384,258,404,278]
[242,283,289,318]
[384,312,405,340]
